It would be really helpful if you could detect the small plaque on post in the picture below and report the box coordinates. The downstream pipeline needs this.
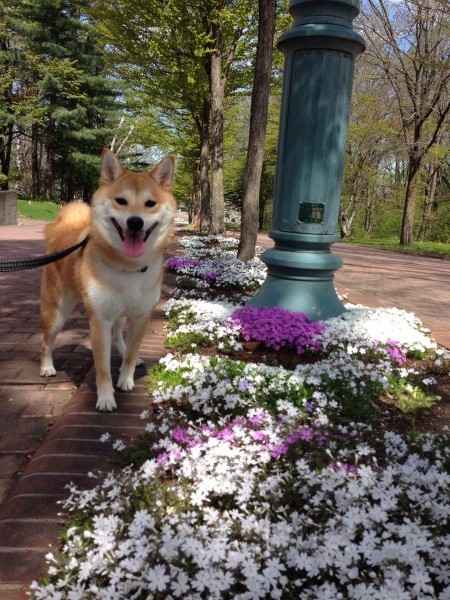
[298,202,324,224]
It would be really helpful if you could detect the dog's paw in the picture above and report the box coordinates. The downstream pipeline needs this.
[117,373,135,392]
[40,365,56,377]
[96,394,118,412]
[135,356,145,367]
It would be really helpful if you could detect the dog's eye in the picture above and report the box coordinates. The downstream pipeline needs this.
[115,197,127,206]
[145,200,156,208]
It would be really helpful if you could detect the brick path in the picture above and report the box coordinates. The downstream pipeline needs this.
[0,220,176,599]
[0,221,449,598]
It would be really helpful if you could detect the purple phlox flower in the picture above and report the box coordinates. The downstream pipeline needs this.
[247,412,266,426]
[299,426,314,441]
[155,446,184,466]
[230,305,325,354]
[269,443,289,458]
[201,270,220,283]
[171,426,200,448]
[156,451,170,464]
[283,426,314,446]
[285,431,301,444]
[171,426,191,443]
[306,401,315,413]
[215,428,236,441]
[238,378,251,392]
[165,257,203,271]
[385,340,407,364]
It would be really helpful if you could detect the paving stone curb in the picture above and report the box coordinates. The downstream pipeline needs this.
[0,301,167,599]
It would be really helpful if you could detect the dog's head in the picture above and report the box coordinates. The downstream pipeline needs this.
[91,149,176,260]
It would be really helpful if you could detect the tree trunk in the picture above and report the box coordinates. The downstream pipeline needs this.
[191,164,201,228]
[400,154,421,245]
[199,102,211,232]
[340,195,357,238]
[210,48,226,235]
[45,116,55,201]
[237,0,276,261]
[418,166,439,242]
[0,122,13,190]
[45,144,54,201]
[364,187,374,232]
[31,124,41,197]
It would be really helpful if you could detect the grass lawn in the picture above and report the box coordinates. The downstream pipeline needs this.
[342,237,450,260]
[17,198,60,221]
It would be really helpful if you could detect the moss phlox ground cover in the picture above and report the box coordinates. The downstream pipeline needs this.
[31,234,450,600]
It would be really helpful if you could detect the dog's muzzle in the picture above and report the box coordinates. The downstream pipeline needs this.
[111,217,159,258]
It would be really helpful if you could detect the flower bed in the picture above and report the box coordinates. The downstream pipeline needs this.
[31,234,450,600]
[167,235,267,301]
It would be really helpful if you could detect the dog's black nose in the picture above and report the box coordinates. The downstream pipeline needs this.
[127,216,144,231]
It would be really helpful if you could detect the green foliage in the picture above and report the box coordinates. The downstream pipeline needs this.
[165,332,211,352]
[387,376,440,414]
[320,373,378,423]
[146,363,187,396]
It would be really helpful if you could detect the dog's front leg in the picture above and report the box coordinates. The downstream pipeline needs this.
[90,316,116,412]
[117,314,150,392]
[112,317,144,367]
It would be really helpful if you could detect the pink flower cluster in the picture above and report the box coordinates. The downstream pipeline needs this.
[230,305,325,354]
[153,412,329,466]
[384,340,407,364]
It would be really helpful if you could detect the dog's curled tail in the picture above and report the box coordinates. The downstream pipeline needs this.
[45,202,91,237]
[44,202,91,251]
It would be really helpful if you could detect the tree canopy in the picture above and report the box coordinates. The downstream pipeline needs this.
[1,0,449,246]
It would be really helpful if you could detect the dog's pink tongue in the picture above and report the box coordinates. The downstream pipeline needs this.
[123,231,146,258]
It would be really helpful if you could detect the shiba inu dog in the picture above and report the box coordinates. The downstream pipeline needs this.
[40,149,176,411]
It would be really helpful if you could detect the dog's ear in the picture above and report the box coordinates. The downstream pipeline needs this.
[100,149,125,183]
[152,156,175,190]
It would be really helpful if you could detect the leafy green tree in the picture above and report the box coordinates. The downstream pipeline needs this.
[89,0,212,226]
[340,58,402,238]
[88,0,260,233]
[361,0,450,244]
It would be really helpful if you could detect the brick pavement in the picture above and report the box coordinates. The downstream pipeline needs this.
[0,222,449,598]
[0,219,176,599]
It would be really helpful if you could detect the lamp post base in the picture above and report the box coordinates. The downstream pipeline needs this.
[249,233,346,321]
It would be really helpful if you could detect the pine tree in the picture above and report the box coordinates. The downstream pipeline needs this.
[17,0,118,201]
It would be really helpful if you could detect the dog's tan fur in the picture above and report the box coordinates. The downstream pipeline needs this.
[40,149,176,411]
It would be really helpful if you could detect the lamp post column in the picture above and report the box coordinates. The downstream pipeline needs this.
[250,0,365,320]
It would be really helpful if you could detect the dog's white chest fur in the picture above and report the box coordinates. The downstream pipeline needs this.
[87,260,162,322]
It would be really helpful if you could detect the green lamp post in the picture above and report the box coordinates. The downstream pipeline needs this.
[250,0,365,320]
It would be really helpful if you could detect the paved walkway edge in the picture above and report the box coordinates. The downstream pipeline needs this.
[0,302,167,599]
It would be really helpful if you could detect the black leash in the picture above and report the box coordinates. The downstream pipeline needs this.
[0,236,89,272]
